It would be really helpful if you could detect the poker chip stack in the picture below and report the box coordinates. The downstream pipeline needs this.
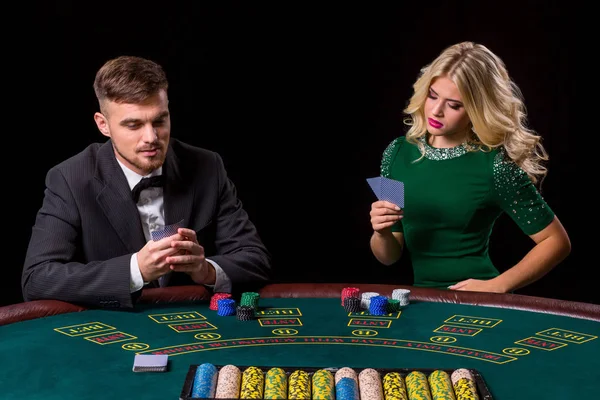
[382,372,408,400]
[210,292,233,310]
[386,299,400,313]
[336,377,359,400]
[236,305,255,321]
[191,363,218,398]
[215,364,242,398]
[335,368,359,400]
[405,371,431,400]
[288,370,311,399]
[341,287,360,306]
[312,369,335,399]
[369,296,389,316]
[451,368,479,400]
[360,292,379,310]
[391,289,411,306]
[240,292,260,311]
[240,366,265,399]
[264,367,288,399]
[358,368,383,400]
[343,297,361,313]
[428,370,455,399]
[217,298,237,316]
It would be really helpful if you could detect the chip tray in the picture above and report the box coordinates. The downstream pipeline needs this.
[179,364,494,399]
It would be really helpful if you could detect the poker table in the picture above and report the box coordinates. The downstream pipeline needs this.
[1,283,598,400]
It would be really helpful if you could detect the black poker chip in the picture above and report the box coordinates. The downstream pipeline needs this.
[343,297,361,312]
[236,305,255,321]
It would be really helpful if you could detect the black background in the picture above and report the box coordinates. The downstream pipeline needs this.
[5,2,591,306]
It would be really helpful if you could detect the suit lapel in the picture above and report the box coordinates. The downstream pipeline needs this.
[95,141,147,253]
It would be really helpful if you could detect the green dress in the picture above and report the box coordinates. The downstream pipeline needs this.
[380,135,555,289]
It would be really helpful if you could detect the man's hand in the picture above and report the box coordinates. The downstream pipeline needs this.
[137,233,188,282]
[166,228,216,285]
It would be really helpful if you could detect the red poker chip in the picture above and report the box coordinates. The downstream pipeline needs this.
[210,293,232,310]
[341,287,360,305]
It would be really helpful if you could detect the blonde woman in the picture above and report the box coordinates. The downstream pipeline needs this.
[369,42,571,293]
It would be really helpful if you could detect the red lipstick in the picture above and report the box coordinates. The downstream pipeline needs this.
[428,118,443,129]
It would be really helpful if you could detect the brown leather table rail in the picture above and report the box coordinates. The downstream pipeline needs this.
[2,283,599,326]
[259,283,600,322]
[0,286,212,326]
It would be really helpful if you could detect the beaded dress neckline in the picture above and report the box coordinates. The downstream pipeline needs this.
[419,135,468,161]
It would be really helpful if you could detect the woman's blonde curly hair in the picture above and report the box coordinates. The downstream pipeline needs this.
[404,41,548,185]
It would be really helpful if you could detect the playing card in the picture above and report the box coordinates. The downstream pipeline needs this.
[366,176,405,208]
[132,354,169,372]
[367,177,381,199]
[150,219,185,241]
[380,177,405,208]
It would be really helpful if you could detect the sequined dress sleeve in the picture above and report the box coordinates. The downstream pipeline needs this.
[491,148,555,235]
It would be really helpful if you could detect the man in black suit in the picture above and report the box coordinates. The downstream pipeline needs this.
[22,56,271,309]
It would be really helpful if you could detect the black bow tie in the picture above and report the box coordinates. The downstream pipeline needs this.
[131,175,165,202]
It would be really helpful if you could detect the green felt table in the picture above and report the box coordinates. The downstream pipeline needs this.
[1,287,599,400]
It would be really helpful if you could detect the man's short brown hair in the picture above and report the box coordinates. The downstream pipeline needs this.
[93,56,168,110]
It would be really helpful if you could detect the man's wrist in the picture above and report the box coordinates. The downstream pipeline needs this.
[192,261,216,284]
[130,253,146,292]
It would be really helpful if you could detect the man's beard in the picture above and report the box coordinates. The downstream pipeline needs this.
[114,145,165,175]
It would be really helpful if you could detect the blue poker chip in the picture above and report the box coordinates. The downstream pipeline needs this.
[217,298,237,316]
[336,377,359,400]
[191,363,218,398]
[369,295,389,315]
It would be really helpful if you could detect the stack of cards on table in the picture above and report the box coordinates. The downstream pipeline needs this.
[151,219,185,241]
[366,176,405,208]
[132,354,169,372]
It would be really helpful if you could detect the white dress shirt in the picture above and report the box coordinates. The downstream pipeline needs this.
[116,159,232,293]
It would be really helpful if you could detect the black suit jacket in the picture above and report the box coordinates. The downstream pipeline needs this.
[22,139,271,309]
